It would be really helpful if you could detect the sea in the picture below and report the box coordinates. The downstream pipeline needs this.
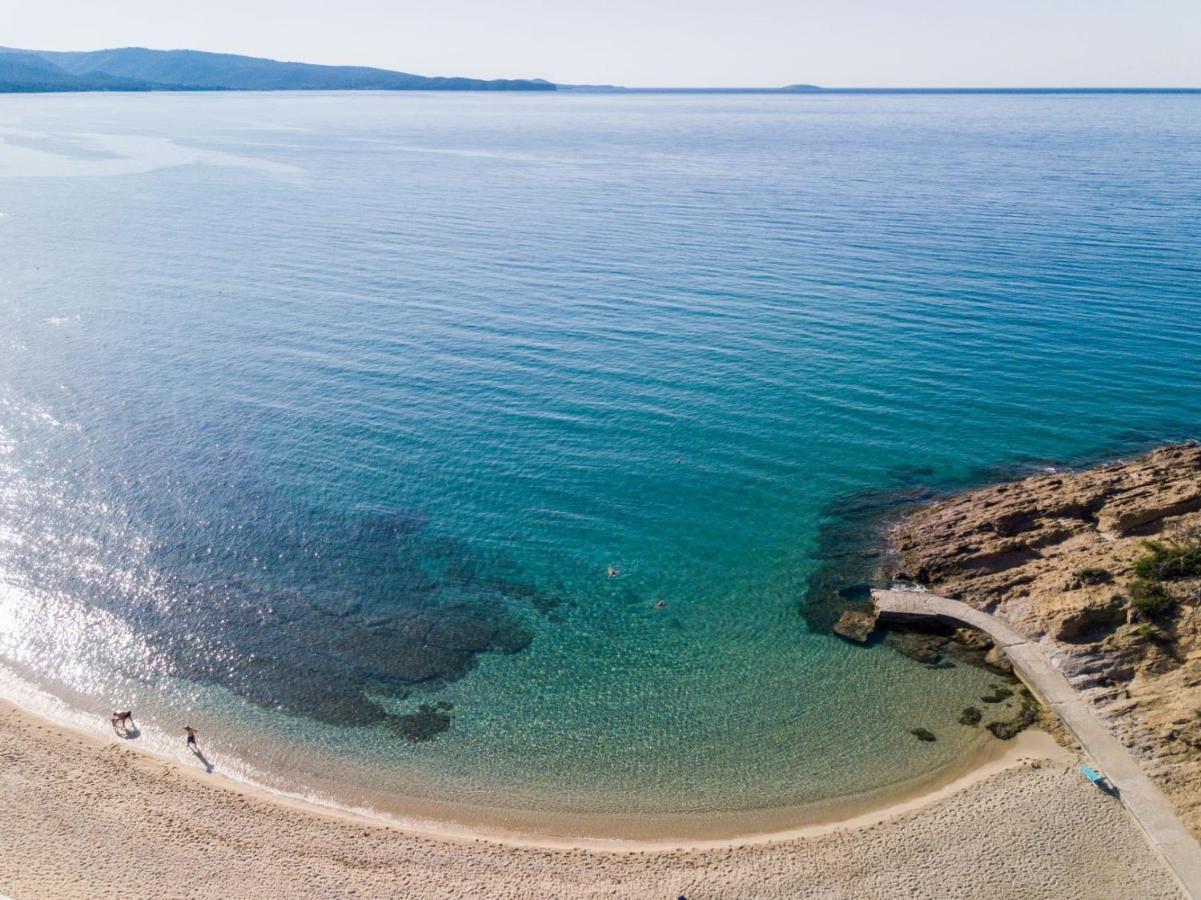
[1,89,1199,833]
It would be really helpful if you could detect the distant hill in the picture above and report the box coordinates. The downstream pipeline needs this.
[0,49,160,91]
[0,46,556,92]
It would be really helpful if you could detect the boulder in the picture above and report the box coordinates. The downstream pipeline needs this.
[985,694,1039,739]
[885,630,948,664]
[833,608,878,643]
[984,646,1013,674]
[951,627,993,651]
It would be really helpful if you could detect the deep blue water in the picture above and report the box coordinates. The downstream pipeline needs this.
[0,91,1199,824]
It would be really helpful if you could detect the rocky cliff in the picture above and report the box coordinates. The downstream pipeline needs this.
[889,444,1201,834]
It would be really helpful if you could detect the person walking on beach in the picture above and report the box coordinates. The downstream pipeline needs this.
[185,725,214,773]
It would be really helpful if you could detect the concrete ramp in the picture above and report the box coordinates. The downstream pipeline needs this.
[873,588,1201,899]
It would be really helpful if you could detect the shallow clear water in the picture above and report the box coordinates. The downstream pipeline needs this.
[1,91,1199,822]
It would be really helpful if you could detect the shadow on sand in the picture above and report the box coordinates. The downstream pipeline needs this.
[191,745,215,774]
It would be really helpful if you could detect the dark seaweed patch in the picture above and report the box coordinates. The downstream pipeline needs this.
[393,701,455,742]
[6,478,558,738]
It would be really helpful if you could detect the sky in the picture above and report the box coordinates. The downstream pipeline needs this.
[3,0,1199,88]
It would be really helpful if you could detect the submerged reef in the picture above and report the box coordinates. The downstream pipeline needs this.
[10,492,563,739]
[138,513,553,735]
[149,575,536,731]
[393,701,455,741]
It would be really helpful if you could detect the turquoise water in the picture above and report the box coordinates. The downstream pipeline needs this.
[1,91,1199,824]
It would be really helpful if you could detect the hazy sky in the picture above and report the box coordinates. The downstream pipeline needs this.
[3,0,1199,87]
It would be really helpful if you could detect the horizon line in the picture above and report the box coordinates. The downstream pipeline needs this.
[571,85,1201,92]
[4,46,1199,93]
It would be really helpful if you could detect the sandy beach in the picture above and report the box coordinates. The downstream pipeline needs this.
[0,698,1181,899]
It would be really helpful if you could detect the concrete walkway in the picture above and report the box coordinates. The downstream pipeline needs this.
[873,588,1201,900]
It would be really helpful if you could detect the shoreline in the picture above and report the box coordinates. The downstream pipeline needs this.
[5,444,1198,896]
[2,693,1181,899]
[0,687,1065,849]
[6,444,1198,896]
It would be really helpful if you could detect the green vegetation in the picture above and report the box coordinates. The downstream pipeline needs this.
[1128,578,1174,617]
[1073,566,1112,585]
[1133,541,1201,581]
[958,706,982,726]
[1120,533,1201,620]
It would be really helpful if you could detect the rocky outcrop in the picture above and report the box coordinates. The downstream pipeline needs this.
[888,443,1201,835]
[1054,599,1127,642]
[833,608,878,642]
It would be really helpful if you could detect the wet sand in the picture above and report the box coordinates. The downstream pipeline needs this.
[0,698,1182,899]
